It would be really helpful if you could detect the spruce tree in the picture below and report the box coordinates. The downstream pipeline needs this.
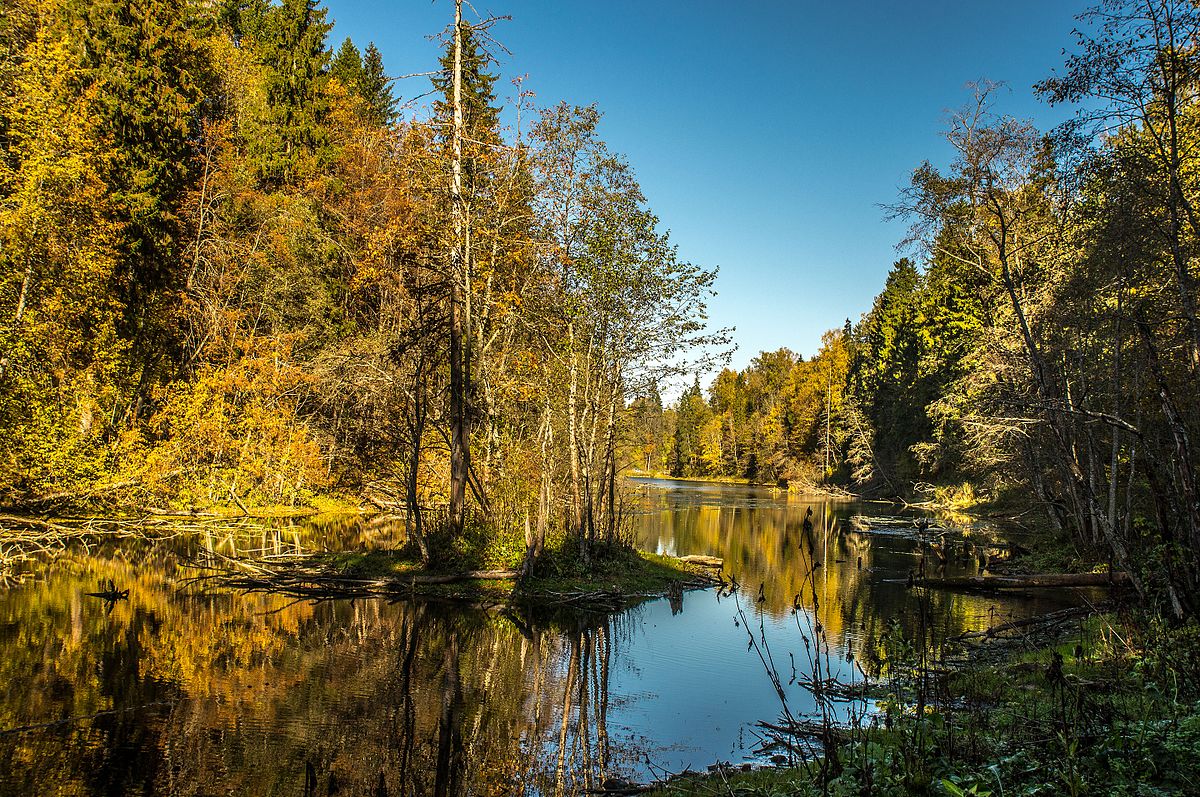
[671,377,709,476]
[360,43,396,126]
[253,0,332,185]
[330,37,363,93]
[70,0,209,297]
[218,0,269,44]
[432,23,500,146]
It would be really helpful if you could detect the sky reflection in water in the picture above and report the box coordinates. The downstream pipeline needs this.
[0,479,1077,795]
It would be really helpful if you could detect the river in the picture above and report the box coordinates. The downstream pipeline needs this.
[0,479,1078,795]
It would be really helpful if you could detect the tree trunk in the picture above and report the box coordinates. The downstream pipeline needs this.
[910,571,1132,591]
[447,0,470,535]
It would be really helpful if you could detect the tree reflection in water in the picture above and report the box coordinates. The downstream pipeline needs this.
[0,548,633,796]
[0,482,1082,795]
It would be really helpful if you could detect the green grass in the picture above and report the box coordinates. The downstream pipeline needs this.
[310,544,711,608]
[649,613,1200,797]
[647,766,811,796]
[321,549,423,579]
[520,549,712,596]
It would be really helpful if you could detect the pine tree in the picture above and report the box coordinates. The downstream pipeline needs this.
[432,23,500,147]
[330,39,394,127]
[70,0,209,297]
[671,377,710,476]
[218,0,269,44]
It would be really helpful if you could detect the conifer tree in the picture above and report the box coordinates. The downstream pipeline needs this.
[218,0,269,44]
[671,377,710,476]
[360,43,396,126]
[253,0,332,184]
[70,0,209,296]
[330,39,394,127]
[432,22,500,152]
[65,0,212,417]
[330,37,363,93]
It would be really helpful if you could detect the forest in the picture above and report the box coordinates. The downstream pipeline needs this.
[5,0,1200,794]
[0,0,727,572]
[645,3,1200,620]
[2,0,1200,616]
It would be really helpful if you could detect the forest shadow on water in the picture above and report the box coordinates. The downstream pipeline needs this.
[0,480,1084,795]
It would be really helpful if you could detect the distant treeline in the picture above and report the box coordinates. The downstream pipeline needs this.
[636,1,1200,617]
[0,0,725,567]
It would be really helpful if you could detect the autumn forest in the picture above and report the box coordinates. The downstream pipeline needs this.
[6,0,1200,793]
[7,0,1199,613]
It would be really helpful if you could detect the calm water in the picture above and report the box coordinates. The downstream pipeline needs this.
[0,480,1077,796]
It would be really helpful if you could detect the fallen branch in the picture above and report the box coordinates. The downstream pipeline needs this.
[677,554,723,568]
[907,572,1131,592]
[951,605,1093,640]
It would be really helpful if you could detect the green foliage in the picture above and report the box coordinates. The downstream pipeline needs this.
[248,0,332,185]
[329,36,363,93]
[670,377,709,476]
[330,38,395,126]
[359,43,395,125]
[648,331,849,487]
[70,0,211,297]
[432,22,500,144]
[655,615,1200,797]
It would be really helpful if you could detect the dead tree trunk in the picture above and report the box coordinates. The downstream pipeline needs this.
[448,0,470,536]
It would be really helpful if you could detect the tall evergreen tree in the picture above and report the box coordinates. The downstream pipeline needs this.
[218,0,269,44]
[671,377,710,476]
[66,0,212,417]
[360,43,396,126]
[71,0,209,296]
[432,22,500,149]
[329,36,363,93]
[252,0,332,184]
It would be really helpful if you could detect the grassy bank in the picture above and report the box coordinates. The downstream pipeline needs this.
[203,542,721,610]
[648,612,1200,796]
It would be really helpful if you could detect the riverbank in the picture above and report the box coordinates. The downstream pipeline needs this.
[643,611,1200,796]
[628,471,762,486]
[189,544,723,612]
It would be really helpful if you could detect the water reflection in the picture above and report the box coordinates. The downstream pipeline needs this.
[630,477,1071,665]
[0,550,635,796]
[0,479,1080,795]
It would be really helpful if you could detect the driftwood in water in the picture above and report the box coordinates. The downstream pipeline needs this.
[757,718,850,745]
[952,606,1093,641]
[584,777,655,795]
[909,571,1131,592]
[218,568,518,595]
[677,554,723,568]
[85,588,129,600]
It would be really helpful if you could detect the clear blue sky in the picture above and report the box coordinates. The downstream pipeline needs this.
[325,0,1088,372]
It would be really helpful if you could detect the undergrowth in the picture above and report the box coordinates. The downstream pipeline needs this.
[653,611,1200,797]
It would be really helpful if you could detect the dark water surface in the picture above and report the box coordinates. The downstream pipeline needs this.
[0,480,1077,795]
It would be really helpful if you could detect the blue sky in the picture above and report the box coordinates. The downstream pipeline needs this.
[325,0,1089,373]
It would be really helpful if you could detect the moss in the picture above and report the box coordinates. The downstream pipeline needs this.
[322,550,422,579]
[646,766,813,796]
[302,546,711,609]
[520,550,711,597]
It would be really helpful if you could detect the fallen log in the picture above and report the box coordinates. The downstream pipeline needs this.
[677,554,723,568]
[952,605,1092,641]
[756,718,850,744]
[84,589,129,601]
[909,572,1131,592]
